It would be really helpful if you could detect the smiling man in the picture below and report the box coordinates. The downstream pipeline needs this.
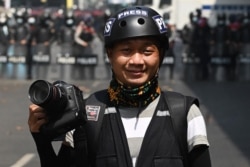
[28,6,211,167]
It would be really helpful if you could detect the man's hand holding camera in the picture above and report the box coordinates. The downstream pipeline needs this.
[28,104,48,133]
[28,80,86,138]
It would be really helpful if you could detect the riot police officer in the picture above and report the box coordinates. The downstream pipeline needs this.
[239,12,250,80]
[8,9,29,79]
[58,10,76,49]
[226,13,241,80]
[181,10,200,80]
[57,10,76,80]
[0,13,9,56]
[191,13,211,80]
[33,10,55,79]
[159,12,175,80]
[11,9,29,50]
[240,12,250,55]
[210,13,229,81]
[0,13,10,77]
[35,11,55,49]
[26,13,38,79]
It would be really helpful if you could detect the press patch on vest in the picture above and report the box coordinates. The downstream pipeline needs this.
[156,110,170,116]
[86,105,101,121]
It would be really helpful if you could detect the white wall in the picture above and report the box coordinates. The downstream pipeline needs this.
[172,0,250,29]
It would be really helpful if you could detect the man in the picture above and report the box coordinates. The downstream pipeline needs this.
[28,6,211,167]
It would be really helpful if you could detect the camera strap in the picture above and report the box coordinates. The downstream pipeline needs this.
[83,89,109,165]
[163,91,199,167]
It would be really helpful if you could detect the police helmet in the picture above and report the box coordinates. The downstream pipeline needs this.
[15,9,27,24]
[82,14,94,27]
[28,16,37,25]
[0,14,7,26]
[64,10,75,27]
[104,6,169,49]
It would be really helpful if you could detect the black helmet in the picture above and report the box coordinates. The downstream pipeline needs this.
[104,6,169,49]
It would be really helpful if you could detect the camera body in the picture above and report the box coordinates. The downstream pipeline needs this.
[29,80,86,137]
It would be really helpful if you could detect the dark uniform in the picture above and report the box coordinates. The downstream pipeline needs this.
[226,14,241,80]
[0,14,10,77]
[33,12,55,79]
[57,11,76,80]
[192,17,210,80]
[239,12,250,80]
[210,13,228,80]
[8,10,30,79]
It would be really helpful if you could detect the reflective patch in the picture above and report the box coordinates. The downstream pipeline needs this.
[117,10,148,20]
[152,15,167,33]
[105,107,117,114]
[156,110,170,116]
[104,18,116,37]
[86,105,101,121]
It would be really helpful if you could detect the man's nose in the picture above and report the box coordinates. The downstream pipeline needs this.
[129,52,144,64]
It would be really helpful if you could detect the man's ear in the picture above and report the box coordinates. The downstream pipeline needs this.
[105,48,112,65]
[106,48,112,62]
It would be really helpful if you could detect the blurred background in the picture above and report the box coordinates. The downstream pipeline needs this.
[0,0,250,166]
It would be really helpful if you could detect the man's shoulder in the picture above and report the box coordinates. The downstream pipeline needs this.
[162,90,184,96]
[161,90,199,107]
[85,89,109,104]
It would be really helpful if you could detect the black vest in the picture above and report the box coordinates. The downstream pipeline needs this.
[76,90,198,167]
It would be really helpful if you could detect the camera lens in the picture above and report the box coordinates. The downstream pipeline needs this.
[29,80,53,105]
[29,80,68,114]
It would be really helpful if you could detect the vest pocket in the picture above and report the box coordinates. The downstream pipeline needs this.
[153,156,184,167]
[96,155,118,167]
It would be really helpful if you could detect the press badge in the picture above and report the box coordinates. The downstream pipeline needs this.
[104,18,116,37]
[86,105,101,121]
[152,15,168,33]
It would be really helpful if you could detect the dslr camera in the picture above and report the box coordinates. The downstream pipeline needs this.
[28,80,86,137]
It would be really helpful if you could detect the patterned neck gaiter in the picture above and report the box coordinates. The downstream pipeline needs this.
[108,75,161,107]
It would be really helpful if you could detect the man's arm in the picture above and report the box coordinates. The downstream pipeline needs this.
[32,133,74,167]
[29,104,72,166]
[32,133,58,167]
[189,145,211,167]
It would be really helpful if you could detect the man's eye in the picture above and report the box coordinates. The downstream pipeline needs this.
[121,48,131,53]
[144,49,153,55]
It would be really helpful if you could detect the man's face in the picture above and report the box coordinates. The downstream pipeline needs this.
[107,37,160,87]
